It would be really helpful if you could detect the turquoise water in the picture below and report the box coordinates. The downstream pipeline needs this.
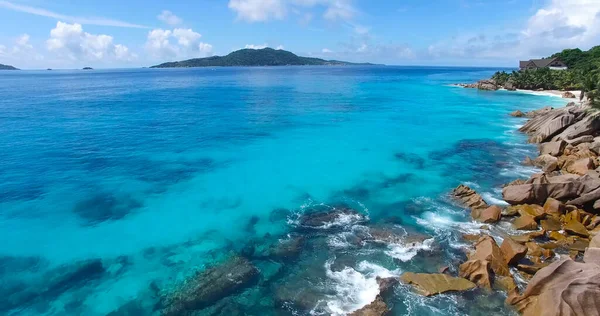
[0,67,564,315]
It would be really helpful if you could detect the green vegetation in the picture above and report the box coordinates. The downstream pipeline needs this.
[151,48,373,68]
[0,63,18,70]
[490,46,600,107]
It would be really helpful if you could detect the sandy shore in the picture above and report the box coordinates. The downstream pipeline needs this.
[512,89,581,100]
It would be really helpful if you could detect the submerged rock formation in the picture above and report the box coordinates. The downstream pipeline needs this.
[160,256,259,315]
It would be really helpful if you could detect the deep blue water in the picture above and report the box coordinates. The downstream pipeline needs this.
[0,67,565,315]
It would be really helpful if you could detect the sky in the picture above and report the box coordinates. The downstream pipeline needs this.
[0,0,599,69]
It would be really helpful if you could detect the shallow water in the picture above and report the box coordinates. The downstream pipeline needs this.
[0,67,565,315]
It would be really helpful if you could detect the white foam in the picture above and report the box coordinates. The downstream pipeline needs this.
[481,192,508,206]
[323,260,400,315]
[385,238,434,261]
[318,212,366,229]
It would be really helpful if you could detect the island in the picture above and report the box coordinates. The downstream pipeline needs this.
[150,47,374,68]
[0,63,18,70]
[83,67,93,70]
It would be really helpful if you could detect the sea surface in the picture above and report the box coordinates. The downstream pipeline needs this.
[0,66,565,315]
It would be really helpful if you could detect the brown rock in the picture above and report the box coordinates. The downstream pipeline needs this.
[548,231,567,241]
[510,110,525,117]
[591,234,600,248]
[399,272,476,296]
[515,204,546,220]
[526,242,544,257]
[564,219,590,238]
[474,205,502,223]
[540,217,562,231]
[495,275,518,295]
[503,205,520,216]
[376,277,398,297]
[516,263,549,275]
[570,238,589,252]
[562,91,576,98]
[501,238,528,265]
[470,236,510,277]
[513,214,538,230]
[459,259,492,289]
[584,247,600,265]
[533,154,558,172]
[539,141,567,157]
[349,296,389,316]
[462,234,482,242]
[507,258,600,316]
[564,157,596,175]
[542,198,565,216]
[452,184,488,210]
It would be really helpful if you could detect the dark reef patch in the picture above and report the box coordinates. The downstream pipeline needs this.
[428,139,522,187]
[72,192,143,225]
[394,152,426,169]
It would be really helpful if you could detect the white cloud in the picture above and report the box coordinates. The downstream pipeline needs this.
[426,0,600,64]
[228,0,286,22]
[0,33,44,67]
[0,0,147,28]
[145,28,213,59]
[158,10,182,26]
[322,48,333,53]
[46,21,136,61]
[227,0,356,22]
[276,45,285,50]
[245,43,269,49]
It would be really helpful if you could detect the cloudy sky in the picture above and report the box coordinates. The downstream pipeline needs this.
[0,0,599,69]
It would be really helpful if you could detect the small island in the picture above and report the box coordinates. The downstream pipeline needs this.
[151,47,374,68]
[82,67,94,70]
[0,63,19,70]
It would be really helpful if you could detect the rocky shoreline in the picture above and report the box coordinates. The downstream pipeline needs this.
[418,84,600,315]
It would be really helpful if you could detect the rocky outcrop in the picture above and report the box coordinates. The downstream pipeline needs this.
[459,259,492,289]
[470,236,510,277]
[507,258,600,316]
[400,272,476,296]
[539,141,567,156]
[510,110,526,117]
[501,238,528,265]
[349,296,389,316]
[452,184,489,211]
[562,91,576,99]
[473,205,502,223]
[533,154,558,172]
[160,256,259,315]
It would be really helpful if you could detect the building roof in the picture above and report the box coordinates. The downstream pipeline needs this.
[519,57,564,68]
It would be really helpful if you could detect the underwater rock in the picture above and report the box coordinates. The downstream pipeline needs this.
[73,192,142,225]
[268,236,305,261]
[508,257,600,316]
[160,255,259,315]
[400,272,476,296]
[296,207,366,230]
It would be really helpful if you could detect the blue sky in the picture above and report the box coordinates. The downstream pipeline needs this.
[0,0,598,69]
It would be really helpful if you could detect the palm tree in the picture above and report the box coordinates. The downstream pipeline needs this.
[580,73,598,102]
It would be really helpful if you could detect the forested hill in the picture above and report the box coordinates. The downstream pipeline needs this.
[0,63,18,70]
[550,46,600,72]
[151,48,374,68]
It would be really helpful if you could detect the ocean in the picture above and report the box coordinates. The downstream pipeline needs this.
[0,66,565,315]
